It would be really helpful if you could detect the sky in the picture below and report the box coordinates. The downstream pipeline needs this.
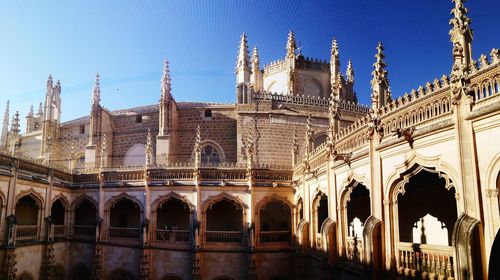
[0,1,499,128]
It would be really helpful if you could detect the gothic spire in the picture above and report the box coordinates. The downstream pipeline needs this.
[251,46,263,92]
[449,0,473,70]
[47,74,53,88]
[194,125,202,168]
[330,38,340,78]
[37,102,43,116]
[161,59,172,100]
[286,31,296,59]
[371,42,391,108]
[236,33,250,73]
[346,59,354,83]
[92,73,101,107]
[10,111,20,135]
[1,100,9,146]
[28,105,34,117]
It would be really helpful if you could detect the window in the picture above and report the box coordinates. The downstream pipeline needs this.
[136,114,143,123]
[80,125,85,134]
[204,109,212,118]
[201,145,220,165]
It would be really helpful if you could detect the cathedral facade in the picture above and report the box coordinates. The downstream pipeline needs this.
[0,1,499,279]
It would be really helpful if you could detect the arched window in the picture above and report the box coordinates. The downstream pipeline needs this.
[259,200,292,243]
[15,195,40,241]
[346,184,370,238]
[201,144,221,166]
[73,198,97,238]
[109,198,141,240]
[315,193,328,233]
[155,198,191,244]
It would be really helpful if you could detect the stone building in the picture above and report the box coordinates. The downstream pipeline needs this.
[0,0,499,279]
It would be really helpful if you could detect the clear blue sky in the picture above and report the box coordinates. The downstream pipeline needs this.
[1,1,499,126]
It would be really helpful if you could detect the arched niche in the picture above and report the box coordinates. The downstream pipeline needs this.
[153,193,194,244]
[256,196,293,244]
[72,195,97,238]
[123,144,146,167]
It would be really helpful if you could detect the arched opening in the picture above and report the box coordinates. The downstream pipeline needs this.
[343,182,371,262]
[15,195,40,241]
[73,198,97,239]
[155,198,191,244]
[123,144,146,167]
[205,199,243,244]
[109,198,141,240]
[69,263,91,280]
[109,268,136,280]
[315,194,328,234]
[259,200,292,243]
[201,144,222,166]
[51,198,66,238]
[393,167,457,278]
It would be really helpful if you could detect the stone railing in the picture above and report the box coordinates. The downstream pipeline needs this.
[205,230,244,244]
[155,229,191,244]
[470,49,500,110]
[259,230,291,243]
[345,236,364,263]
[263,59,286,75]
[108,227,141,240]
[396,242,455,279]
[72,225,95,238]
[253,92,370,113]
[16,225,39,241]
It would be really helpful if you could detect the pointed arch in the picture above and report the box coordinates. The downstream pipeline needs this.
[15,188,44,209]
[254,194,293,214]
[51,193,69,209]
[201,192,248,213]
[71,194,98,211]
[152,192,195,213]
[384,152,457,201]
[104,192,144,213]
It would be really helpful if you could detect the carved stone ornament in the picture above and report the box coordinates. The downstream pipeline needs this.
[487,189,499,198]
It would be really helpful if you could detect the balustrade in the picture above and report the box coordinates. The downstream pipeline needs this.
[205,231,243,244]
[16,225,38,240]
[396,242,455,279]
[259,230,291,243]
[155,229,190,244]
[108,227,141,240]
[73,225,96,238]
[345,236,364,263]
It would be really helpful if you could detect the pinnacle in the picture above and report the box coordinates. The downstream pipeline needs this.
[286,31,296,57]
[236,33,250,70]
[161,59,172,99]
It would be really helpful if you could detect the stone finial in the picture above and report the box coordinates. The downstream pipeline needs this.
[371,42,391,108]
[286,31,296,59]
[27,105,34,117]
[346,59,354,84]
[145,128,153,166]
[92,73,101,106]
[47,74,53,87]
[236,33,250,72]
[417,85,425,96]
[251,46,260,68]
[161,59,172,100]
[0,100,9,145]
[441,74,450,86]
[449,0,472,37]
[38,102,43,116]
[491,48,500,64]
[479,54,489,69]
[433,78,441,90]
[11,111,20,135]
